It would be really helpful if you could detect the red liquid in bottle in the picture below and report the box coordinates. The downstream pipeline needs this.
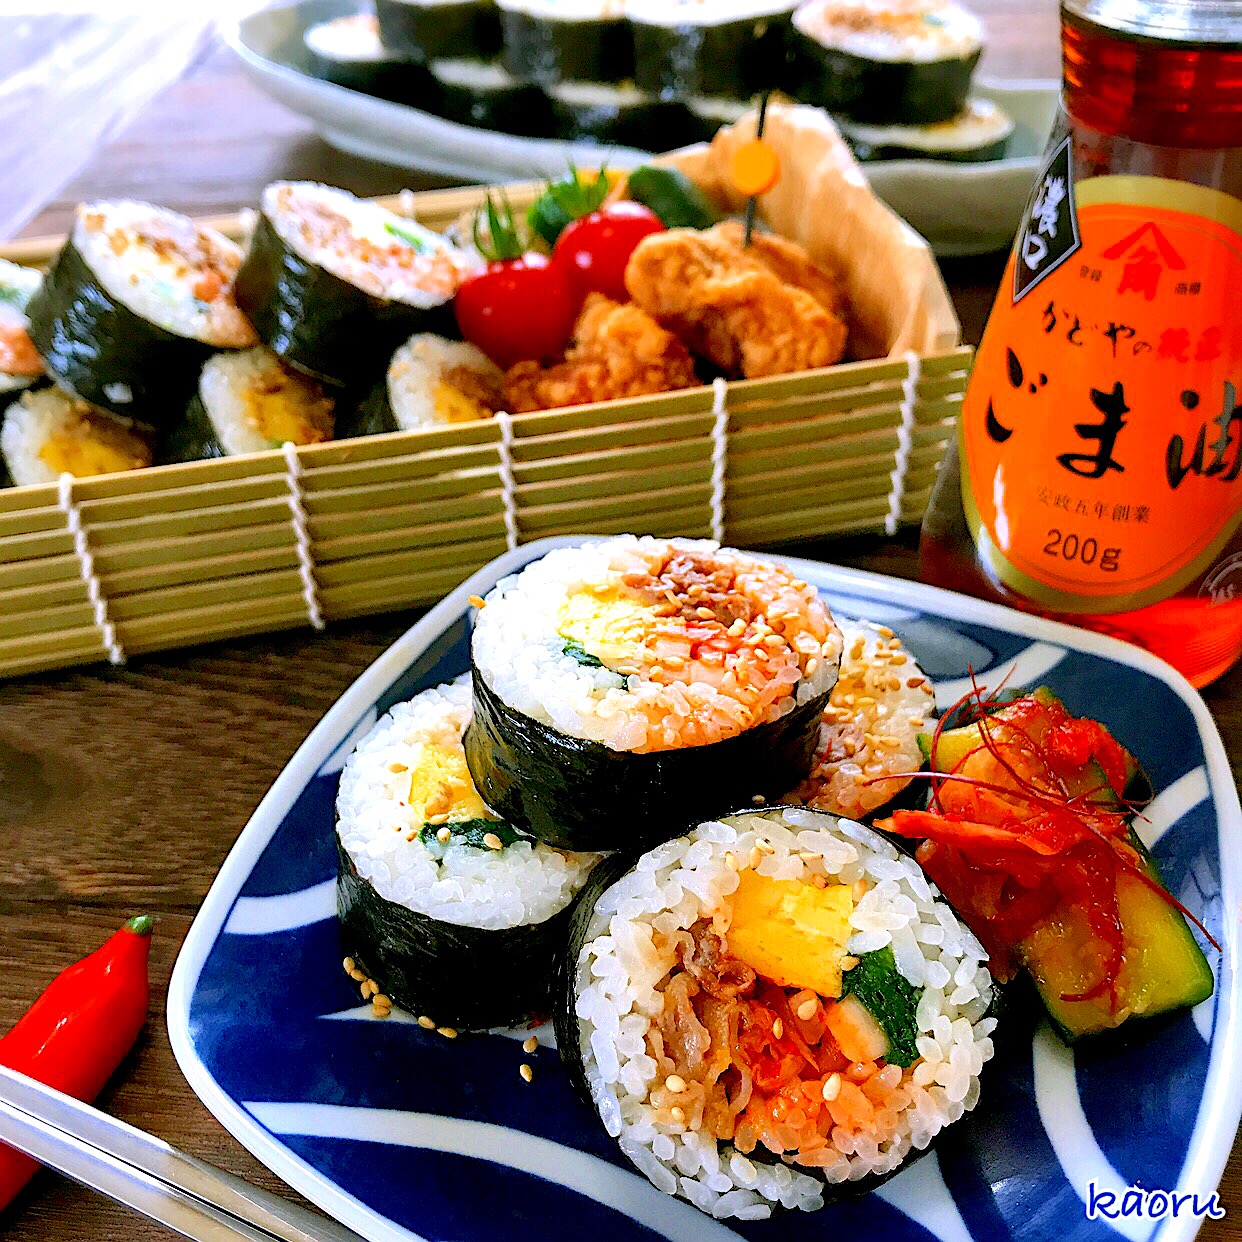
[921,0,1242,687]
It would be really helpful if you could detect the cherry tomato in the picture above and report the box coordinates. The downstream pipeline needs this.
[553,202,665,302]
[455,253,579,369]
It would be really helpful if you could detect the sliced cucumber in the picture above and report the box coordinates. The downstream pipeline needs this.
[841,945,922,1067]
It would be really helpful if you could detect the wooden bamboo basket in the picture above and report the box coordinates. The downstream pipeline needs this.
[0,116,972,681]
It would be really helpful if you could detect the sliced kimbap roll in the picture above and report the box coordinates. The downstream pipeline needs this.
[0,259,45,411]
[548,82,701,149]
[162,346,335,462]
[26,202,257,427]
[344,334,503,436]
[791,0,984,125]
[427,58,559,135]
[336,678,600,1030]
[785,621,935,818]
[304,13,441,105]
[1,387,152,487]
[376,0,503,61]
[464,536,844,851]
[626,0,795,101]
[839,96,1014,161]
[685,94,749,142]
[498,0,634,85]
[235,183,481,388]
[556,806,996,1217]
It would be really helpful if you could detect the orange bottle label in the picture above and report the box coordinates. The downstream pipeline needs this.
[960,174,1242,613]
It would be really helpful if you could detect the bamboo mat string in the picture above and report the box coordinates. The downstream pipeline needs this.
[58,472,125,665]
[282,441,325,631]
[710,377,729,543]
[495,409,519,552]
[885,351,922,537]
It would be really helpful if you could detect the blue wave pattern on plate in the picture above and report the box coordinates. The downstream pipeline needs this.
[179,553,1229,1242]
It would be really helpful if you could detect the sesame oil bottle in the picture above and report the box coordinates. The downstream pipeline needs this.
[921,0,1242,686]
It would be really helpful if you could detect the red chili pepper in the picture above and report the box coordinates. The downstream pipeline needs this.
[0,916,152,1211]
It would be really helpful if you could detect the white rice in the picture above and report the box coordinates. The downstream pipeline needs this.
[786,619,936,818]
[792,0,982,62]
[198,347,335,455]
[0,259,43,393]
[305,14,391,62]
[472,536,843,753]
[387,334,503,429]
[840,97,1014,153]
[498,0,626,22]
[1,388,151,487]
[71,201,256,347]
[572,806,995,1218]
[261,182,481,306]
[336,678,599,931]
[625,0,794,28]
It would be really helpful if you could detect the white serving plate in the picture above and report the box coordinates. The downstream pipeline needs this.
[224,0,1058,255]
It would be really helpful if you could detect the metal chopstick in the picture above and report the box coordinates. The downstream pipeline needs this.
[0,1066,362,1241]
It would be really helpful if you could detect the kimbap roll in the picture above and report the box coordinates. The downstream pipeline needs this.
[376,0,503,61]
[498,0,634,85]
[626,0,795,101]
[785,621,935,818]
[304,13,440,105]
[234,183,481,388]
[839,96,1014,162]
[548,82,701,149]
[1,387,152,487]
[344,334,503,437]
[791,0,984,125]
[162,346,336,462]
[464,537,844,851]
[556,806,996,1217]
[0,259,45,410]
[336,678,600,1030]
[427,58,559,135]
[26,202,257,426]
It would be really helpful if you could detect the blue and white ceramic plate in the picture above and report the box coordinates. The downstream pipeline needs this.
[168,537,1241,1242]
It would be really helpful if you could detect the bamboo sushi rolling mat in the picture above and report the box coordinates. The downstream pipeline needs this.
[1,11,1239,1242]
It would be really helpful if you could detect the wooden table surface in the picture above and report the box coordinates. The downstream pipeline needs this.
[1,6,1238,1239]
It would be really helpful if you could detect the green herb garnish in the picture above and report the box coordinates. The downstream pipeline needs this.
[419,817,522,850]
[527,163,611,246]
[923,11,948,24]
[384,220,434,252]
[842,945,923,1067]
[562,639,605,668]
[473,191,526,262]
[0,284,29,309]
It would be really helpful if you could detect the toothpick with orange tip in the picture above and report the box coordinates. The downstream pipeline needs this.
[730,93,779,247]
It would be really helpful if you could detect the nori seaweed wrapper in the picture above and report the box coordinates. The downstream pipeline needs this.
[376,0,503,61]
[430,65,559,136]
[308,40,443,107]
[500,10,634,85]
[234,211,455,389]
[630,10,793,101]
[337,834,588,1030]
[790,32,980,124]
[464,666,832,851]
[158,392,226,464]
[846,130,1009,163]
[549,90,705,149]
[25,239,215,428]
[334,379,399,438]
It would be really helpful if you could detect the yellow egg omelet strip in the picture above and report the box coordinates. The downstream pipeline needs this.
[727,870,855,1000]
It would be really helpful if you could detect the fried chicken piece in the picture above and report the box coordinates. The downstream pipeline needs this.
[503,293,697,413]
[624,221,849,379]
